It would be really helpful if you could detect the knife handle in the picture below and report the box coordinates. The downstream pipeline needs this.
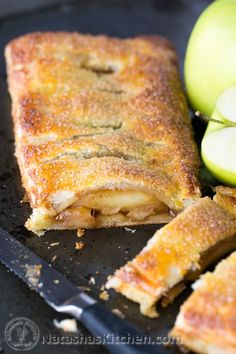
[80,302,157,354]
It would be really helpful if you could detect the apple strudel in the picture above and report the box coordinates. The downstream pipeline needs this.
[5,32,200,235]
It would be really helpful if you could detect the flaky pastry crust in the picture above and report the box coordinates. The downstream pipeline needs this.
[171,252,236,354]
[214,186,236,219]
[5,32,200,234]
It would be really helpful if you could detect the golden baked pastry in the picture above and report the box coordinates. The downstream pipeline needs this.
[214,185,236,218]
[5,32,200,235]
[106,197,236,317]
[171,251,236,354]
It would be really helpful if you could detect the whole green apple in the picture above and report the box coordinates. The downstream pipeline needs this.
[201,87,236,186]
[185,0,236,116]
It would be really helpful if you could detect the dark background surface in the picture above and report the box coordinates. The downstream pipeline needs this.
[0,1,213,353]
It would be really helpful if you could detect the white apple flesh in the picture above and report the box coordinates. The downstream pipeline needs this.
[201,86,236,186]
[202,126,236,185]
[215,86,236,123]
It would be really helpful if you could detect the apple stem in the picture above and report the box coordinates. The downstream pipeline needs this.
[195,111,236,127]
[195,111,224,124]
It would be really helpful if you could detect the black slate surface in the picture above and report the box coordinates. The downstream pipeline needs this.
[0,1,213,353]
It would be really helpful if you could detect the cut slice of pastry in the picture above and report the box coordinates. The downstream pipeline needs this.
[106,197,236,317]
[214,185,236,219]
[5,32,200,235]
[170,252,236,354]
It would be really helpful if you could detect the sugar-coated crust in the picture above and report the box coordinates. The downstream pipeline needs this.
[5,32,200,232]
[106,197,236,317]
[214,186,236,219]
[171,252,236,354]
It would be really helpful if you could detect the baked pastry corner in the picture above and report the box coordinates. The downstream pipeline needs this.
[170,251,236,354]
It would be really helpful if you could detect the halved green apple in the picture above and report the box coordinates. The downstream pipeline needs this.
[201,86,236,186]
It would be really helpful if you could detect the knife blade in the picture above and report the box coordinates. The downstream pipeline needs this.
[0,227,158,354]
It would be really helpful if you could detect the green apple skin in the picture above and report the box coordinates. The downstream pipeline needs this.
[201,146,236,186]
[201,110,236,186]
[185,0,236,116]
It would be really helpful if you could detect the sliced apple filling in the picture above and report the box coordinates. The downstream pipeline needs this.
[54,190,172,229]
[26,190,174,235]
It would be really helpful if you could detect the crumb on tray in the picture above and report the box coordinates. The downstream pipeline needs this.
[51,255,57,262]
[88,276,95,285]
[77,229,85,238]
[53,319,78,333]
[50,242,60,247]
[99,290,109,301]
[75,241,85,250]
[112,308,125,319]
[124,227,136,233]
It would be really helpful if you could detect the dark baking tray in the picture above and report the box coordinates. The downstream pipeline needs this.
[0,1,214,353]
